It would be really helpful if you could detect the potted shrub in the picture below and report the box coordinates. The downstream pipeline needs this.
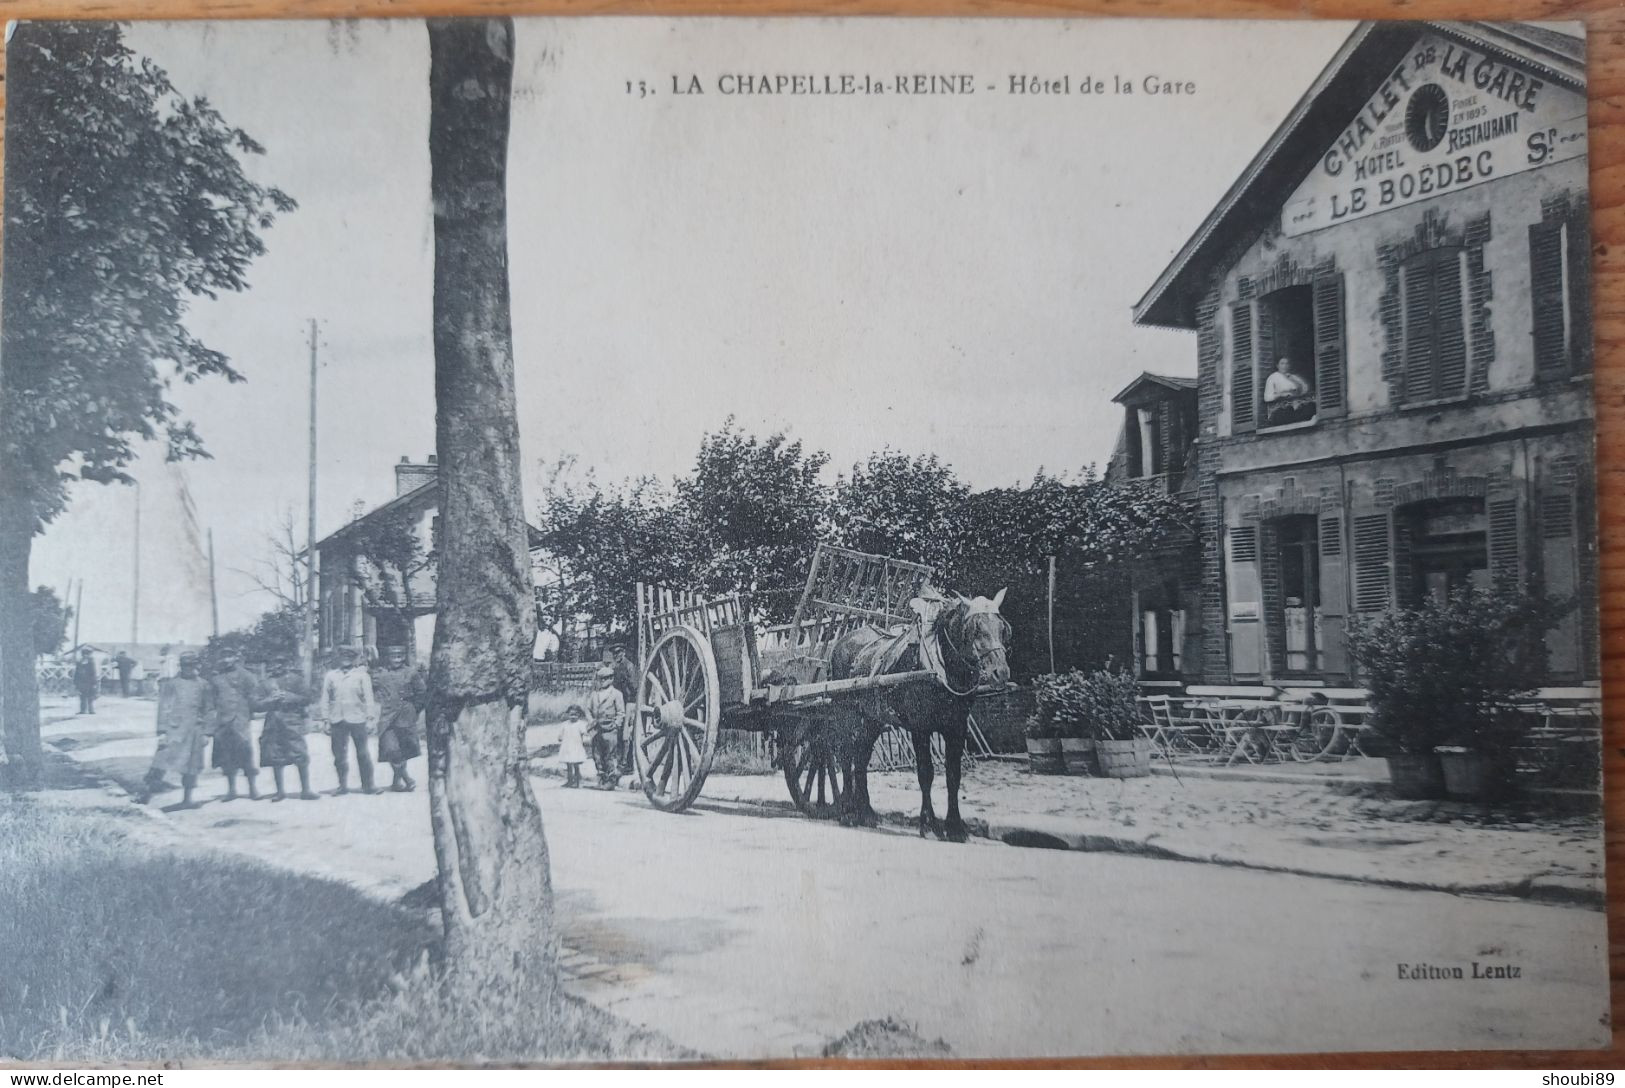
[1347,587,1561,802]
[1023,713,1064,775]
[1035,671,1097,775]
[1077,667,1153,779]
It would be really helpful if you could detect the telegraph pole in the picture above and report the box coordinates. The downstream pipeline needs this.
[208,529,219,639]
[303,319,319,683]
[131,481,141,645]
[1047,554,1057,675]
[72,581,83,650]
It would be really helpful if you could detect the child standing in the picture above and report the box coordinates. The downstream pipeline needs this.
[558,704,587,788]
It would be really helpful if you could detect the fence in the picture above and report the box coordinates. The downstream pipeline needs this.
[532,660,600,693]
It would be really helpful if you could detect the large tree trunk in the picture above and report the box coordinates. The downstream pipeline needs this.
[0,481,42,792]
[423,17,554,987]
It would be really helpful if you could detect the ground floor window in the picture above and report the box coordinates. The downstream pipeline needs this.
[1271,516,1321,673]
[1401,498,1489,606]
[1137,580,1184,678]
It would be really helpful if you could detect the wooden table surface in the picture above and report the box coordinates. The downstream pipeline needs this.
[1,0,1623,1070]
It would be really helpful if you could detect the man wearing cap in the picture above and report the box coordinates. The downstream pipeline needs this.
[209,648,267,802]
[323,646,379,795]
[135,652,212,809]
[585,665,625,789]
[258,658,318,802]
[73,649,99,715]
[371,645,425,792]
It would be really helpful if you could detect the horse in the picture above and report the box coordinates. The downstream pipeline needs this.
[825,587,1012,842]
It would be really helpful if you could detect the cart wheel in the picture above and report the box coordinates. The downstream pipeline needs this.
[780,722,847,820]
[633,625,720,812]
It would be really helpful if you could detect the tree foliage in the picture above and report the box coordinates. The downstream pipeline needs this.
[29,588,70,657]
[207,602,302,670]
[1346,587,1565,754]
[830,450,968,574]
[2,21,297,530]
[537,427,1189,677]
[677,420,830,616]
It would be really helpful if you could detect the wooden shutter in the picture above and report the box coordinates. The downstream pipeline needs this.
[1435,254,1469,399]
[1318,513,1348,674]
[1540,491,1579,676]
[1352,513,1393,613]
[1530,220,1567,378]
[1568,209,1593,374]
[1226,525,1264,677]
[1313,273,1346,417]
[1487,496,1524,590]
[1231,302,1256,433]
[1402,259,1437,403]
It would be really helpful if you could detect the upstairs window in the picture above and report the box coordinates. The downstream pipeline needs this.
[1230,273,1345,434]
[1531,203,1593,378]
[1399,247,1470,403]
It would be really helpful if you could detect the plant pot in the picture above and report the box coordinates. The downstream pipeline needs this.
[1095,737,1152,779]
[1059,737,1098,776]
[1385,751,1445,800]
[1434,746,1512,801]
[1025,737,1064,775]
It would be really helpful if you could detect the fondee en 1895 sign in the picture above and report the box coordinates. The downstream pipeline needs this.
[1282,33,1586,236]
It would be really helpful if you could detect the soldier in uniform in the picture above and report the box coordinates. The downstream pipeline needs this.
[258,658,318,802]
[135,652,212,809]
[209,648,267,801]
[73,649,99,715]
[372,645,426,792]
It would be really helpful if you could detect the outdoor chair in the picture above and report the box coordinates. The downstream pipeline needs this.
[1138,695,1206,761]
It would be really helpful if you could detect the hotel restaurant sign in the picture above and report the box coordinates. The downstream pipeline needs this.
[1282,34,1586,236]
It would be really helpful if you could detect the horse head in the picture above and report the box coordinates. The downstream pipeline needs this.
[912,585,1013,695]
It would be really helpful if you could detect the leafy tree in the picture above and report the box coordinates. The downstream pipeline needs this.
[830,450,968,573]
[29,588,71,658]
[423,16,555,990]
[343,504,437,659]
[206,603,302,671]
[534,459,688,640]
[0,22,294,788]
[677,419,830,619]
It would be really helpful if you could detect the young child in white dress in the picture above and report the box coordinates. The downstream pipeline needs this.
[558,704,588,788]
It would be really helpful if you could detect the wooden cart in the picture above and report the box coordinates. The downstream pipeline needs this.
[630,544,939,814]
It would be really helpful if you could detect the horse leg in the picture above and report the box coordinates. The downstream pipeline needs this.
[852,727,881,827]
[834,718,862,828]
[912,731,943,839]
[943,728,969,843]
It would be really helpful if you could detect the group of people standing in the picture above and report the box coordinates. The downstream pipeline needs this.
[135,643,427,810]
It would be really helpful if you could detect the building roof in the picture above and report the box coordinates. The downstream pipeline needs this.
[1112,372,1198,404]
[1132,21,1585,330]
[316,479,545,552]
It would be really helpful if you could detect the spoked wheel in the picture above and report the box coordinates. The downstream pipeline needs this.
[1288,708,1345,762]
[780,721,847,820]
[633,626,721,812]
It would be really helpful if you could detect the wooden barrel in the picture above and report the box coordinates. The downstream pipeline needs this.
[1096,738,1152,779]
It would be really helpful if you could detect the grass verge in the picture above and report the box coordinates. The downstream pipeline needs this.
[0,793,690,1063]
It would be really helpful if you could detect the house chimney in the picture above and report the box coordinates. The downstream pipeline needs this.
[394,455,438,497]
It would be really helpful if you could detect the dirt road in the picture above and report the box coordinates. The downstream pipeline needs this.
[46,696,1611,1059]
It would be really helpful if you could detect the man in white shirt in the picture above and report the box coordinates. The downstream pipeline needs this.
[323,646,379,795]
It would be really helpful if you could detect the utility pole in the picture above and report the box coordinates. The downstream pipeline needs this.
[131,481,141,645]
[72,580,83,651]
[208,529,219,639]
[303,318,319,684]
[1047,554,1057,675]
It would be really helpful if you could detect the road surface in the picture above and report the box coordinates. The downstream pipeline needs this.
[48,696,1612,1059]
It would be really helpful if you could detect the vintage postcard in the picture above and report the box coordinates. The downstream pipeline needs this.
[0,16,1607,1063]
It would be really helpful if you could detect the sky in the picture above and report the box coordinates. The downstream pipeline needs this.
[25,16,1354,643]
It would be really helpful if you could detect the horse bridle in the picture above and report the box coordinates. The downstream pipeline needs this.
[935,608,1010,697]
